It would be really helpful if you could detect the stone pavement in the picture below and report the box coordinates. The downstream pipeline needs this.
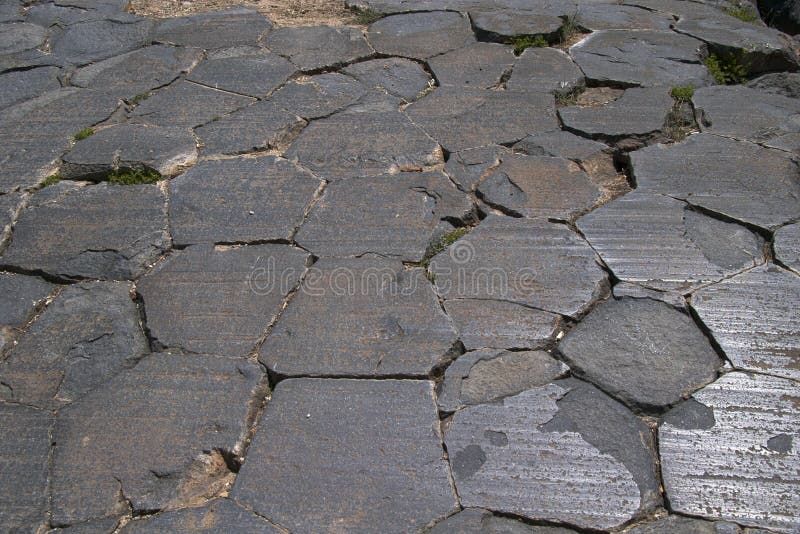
[0,0,798,532]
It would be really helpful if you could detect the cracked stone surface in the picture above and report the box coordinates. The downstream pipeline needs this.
[429,42,515,89]
[775,223,800,275]
[151,7,272,49]
[186,47,296,97]
[0,66,61,110]
[622,515,745,533]
[50,17,155,66]
[367,11,474,59]
[0,273,53,331]
[120,499,282,533]
[444,145,510,191]
[427,508,578,533]
[262,26,372,71]
[343,57,431,101]
[506,47,585,94]
[470,9,563,40]
[575,4,674,31]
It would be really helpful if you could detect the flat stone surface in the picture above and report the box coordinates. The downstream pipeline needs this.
[438,349,568,412]
[263,26,372,71]
[267,72,368,119]
[430,214,609,318]
[746,72,800,98]
[169,156,321,246]
[0,2,23,23]
[137,244,308,358]
[775,223,800,274]
[120,499,282,533]
[427,508,578,533]
[513,131,610,162]
[506,47,584,94]
[476,154,602,220]
[469,9,563,39]
[631,134,800,230]
[577,192,764,291]
[0,66,61,110]
[444,299,562,351]
[690,264,800,381]
[61,124,197,179]
[428,42,513,89]
[406,87,558,152]
[295,172,472,261]
[186,48,295,97]
[0,282,148,408]
[660,371,800,532]
[0,273,53,328]
[446,378,660,530]
[576,4,674,30]
[559,298,722,411]
[260,258,459,377]
[50,17,155,65]
[343,57,431,100]
[622,515,743,533]
[232,379,457,532]
[152,7,272,49]
[444,145,509,191]
[285,110,442,180]
[1,184,168,280]
[50,354,262,526]
[0,22,46,56]
[367,11,474,59]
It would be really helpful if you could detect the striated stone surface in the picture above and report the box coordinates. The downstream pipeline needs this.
[152,7,272,49]
[576,4,673,30]
[622,515,744,533]
[429,42,515,89]
[775,223,800,274]
[268,72,367,119]
[343,57,431,100]
[187,47,295,97]
[444,145,509,191]
[233,379,457,533]
[120,499,282,533]
[660,371,800,533]
[50,17,155,66]
[263,26,372,71]
[469,9,563,40]
[0,66,61,110]
[506,47,584,94]
[367,11,474,59]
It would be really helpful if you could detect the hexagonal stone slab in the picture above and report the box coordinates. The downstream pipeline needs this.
[50,354,262,526]
[427,508,579,533]
[50,17,155,66]
[476,154,602,220]
[446,378,660,530]
[260,258,459,377]
[559,298,721,411]
[444,145,509,191]
[343,57,431,100]
[267,72,368,119]
[1,184,168,280]
[367,11,474,59]
[506,47,584,94]
[152,7,272,49]
[438,349,568,412]
[187,47,296,97]
[295,172,472,261]
[430,215,609,318]
[429,42,514,89]
[169,156,321,246]
[631,134,800,230]
[406,87,558,152]
[570,30,713,87]
[469,9,563,40]
[690,264,800,381]
[775,223,800,275]
[138,244,308,358]
[120,499,282,533]
[577,192,764,291]
[232,378,457,532]
[285,110,442,181]
[263,26,372,71]
[660,371,800,532]
[0,66,61,110]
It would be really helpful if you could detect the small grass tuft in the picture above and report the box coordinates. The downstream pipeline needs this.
[724,4,761,23]
[105,168,161,185]
[559,9,582,44]
[705,53,748,85]
[130,92,151,104]
[555,85,584,106]
[353,7,383,25]
[73,128,94,142]
[670,85,695,102]
[40,174,61,188]
[509,34,549,55]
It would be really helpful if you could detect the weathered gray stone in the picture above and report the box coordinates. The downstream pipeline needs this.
[570,30,713,87]
[268,72,368,119]
[1,184,168,280]
[0,282,148,408]
[0,404,52,532]
[169,156,321,246]
[623,515,743,533]
[559,298,722,411]
[690,264,800,380]
[50,354,263,526]
[431,215,609,318]
[343,57,431,100]
[47,517,120,533]
[50,17,155,65]
[263,26,372,71]
[120,499,282,533]
[152,7,272,49]
[612,282,687,308]
[444,145,509,191]
[575,4,674,30]
[26,2,106,27]
[0,274,53,328]
[775,223,800,274]
[438,349,568,412]
[506,47,584,94]
[477,154,602,220]
[0,66,61,110]
[131,79,254,129]
[577,192,764,291]
[660,371,800,532]
[446,378,660,530]
[261,257,459,377]
[0,22,46,57]
[747,72,800,98]
[514,131,610,162]
[55,0,129,13]
[233,378,457,532]
[0,192,23,250]
[427,508,578,533]
[296,171,471,261]
[367,11,474,59]
[0,1,23,23]
[285,110,442,180]
[406,87,558,152]
[186,48,295,97]
[444,299,562,351]
[469,9,563,40]
[631,134,800,230]
[429,42,514,89]
[61,124,197,179]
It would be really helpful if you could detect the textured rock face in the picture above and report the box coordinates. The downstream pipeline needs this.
[49,17,155,65]
[232,379,457,533]
[469,9,562,40]
[444,145,509,191]
[506,47,585,94]
[775,223,800,274]
[152,7,272,49]
[660,372,800,533]
[120,499,282,533]
[0,66,61,110]
[186,48,296,97]
[429,42,514,89]
[268,72,368,119]
[427,508,579,533]
[262,26,373,71]
[0,273,53,329]
[343,57,431,100]
[367,11,474,59]
[622,515,743,533]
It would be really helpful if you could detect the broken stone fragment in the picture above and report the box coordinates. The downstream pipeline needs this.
[366,11,474,59]
[267,72,368,119]
[428,42,514,89]
[119,499,282,533]
[186,47,296,97]
[343,57,431,101]
[152,7,272,49]
[262,25,373,71]
[506,47,585,95]
[444,145,509,191]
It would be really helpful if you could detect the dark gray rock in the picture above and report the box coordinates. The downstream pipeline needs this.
[612,282,687,308]
[758,0,800,34]
[575,4,674,30]
[0,1,23,23]
[61,124,197,179]
[406,87,558,152]
[263,26,372,71]
[513,131,610,162]
[285,110,442,180]
[131,79,254,129]
[55,0,129,12]
[623,515,743,533]
[469,9,562,40]
[1,184,168,280]
[152,7,272,49]
[631,133,800,230]
[559,298,722,411]
[120,499,282,533]
[0,192,23,251]
[444,145,509,191]
[506,47,584,94]
[0,66,61,110]
[747,72,800,98]
[577,192,764,291]
[430,215,609,318]
[429,42,514,89]
[427,508,578,533]
[233,378,457,532]
[267,72,368,119]
[660,371,800,532]
[186,48,295,97]
[367,11,474,59]
[0,22,46,57]
[260,258,459,376]
[775,223,800,274]
[343,57,431,100]
[47,517,120,533]
[49,17,155,65]
[446,378,660,530]
[26,2,106,27]
[690,264,800,380]
[295,171,471,261]
[0,282,148,408]
[0,404,52,532]
[137,244,308,358]
[169,156,321,246]
[50,354,262,526]
[0,273,53,328]
[438,349,568,412]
